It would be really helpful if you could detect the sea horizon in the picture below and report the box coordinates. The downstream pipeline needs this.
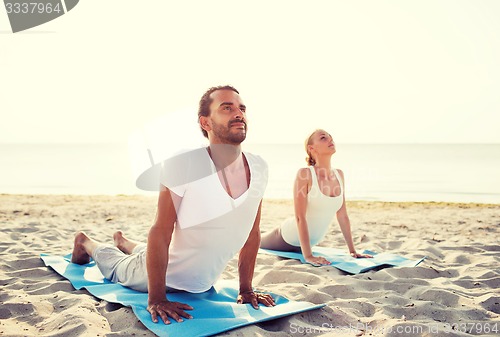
[0,142,499,204]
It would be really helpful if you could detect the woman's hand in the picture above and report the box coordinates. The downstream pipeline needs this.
[350,251,373,258]
[305,255,331,266]
[237,291,276,309]
[147,300,193,324]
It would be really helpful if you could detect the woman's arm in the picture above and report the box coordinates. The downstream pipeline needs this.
[335,169,372,258]
[295,168,331,265]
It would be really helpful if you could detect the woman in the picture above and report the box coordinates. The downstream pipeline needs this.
[260,129,371,265]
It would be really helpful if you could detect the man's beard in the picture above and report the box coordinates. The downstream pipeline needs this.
[212,120,247,144]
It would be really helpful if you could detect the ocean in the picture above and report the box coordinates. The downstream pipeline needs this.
[0,143,499,203]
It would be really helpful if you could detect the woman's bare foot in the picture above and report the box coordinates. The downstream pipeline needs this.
[71,232,91,264]
[113,231,139,255]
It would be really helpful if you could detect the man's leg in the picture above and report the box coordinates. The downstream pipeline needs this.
[71,231,148,292]
[71,231,100,264]
[113,230,141,254]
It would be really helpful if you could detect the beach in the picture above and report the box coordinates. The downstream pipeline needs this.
[0,194,498,336]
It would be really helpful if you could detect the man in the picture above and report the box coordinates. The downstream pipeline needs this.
[71,85,275,324]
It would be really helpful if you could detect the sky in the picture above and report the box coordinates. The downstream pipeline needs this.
[1,0,499,145]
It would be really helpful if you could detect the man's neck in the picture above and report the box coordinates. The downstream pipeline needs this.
[207,143,242,172]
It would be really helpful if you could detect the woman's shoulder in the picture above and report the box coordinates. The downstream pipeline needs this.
[333,168,345,182]
[296,167,313,181]
[297,166,313,174]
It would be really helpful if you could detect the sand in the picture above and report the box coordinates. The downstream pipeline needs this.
[0,194,498,337]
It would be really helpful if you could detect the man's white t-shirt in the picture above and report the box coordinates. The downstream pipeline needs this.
[159,148,268,293]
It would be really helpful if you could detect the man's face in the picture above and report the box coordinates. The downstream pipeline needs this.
[206,90,247,144]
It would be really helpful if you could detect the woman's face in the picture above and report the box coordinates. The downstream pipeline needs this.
[310,130,336,155]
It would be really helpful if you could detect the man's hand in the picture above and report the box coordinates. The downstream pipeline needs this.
[237,291,276,310]
[147,300,193,324]
[305,255,331,266]
[350,251,373,258]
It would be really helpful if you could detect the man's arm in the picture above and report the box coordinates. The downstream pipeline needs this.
[237,200,275,309]
[146,185,193,324]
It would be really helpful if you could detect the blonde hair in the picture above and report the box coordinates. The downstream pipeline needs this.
[304,129,321,166]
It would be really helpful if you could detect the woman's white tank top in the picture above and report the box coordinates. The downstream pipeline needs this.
[281,166,344,247]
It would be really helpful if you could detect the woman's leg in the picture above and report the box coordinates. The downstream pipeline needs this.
[260,227,301,252]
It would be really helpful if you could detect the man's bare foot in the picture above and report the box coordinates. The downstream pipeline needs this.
[113,231,139,255]
[71,232,91,264]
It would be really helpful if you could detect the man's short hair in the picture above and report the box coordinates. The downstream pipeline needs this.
[198,85,239,138]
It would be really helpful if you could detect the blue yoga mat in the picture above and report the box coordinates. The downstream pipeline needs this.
[40,254,325,337]
[259,247,425,274]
